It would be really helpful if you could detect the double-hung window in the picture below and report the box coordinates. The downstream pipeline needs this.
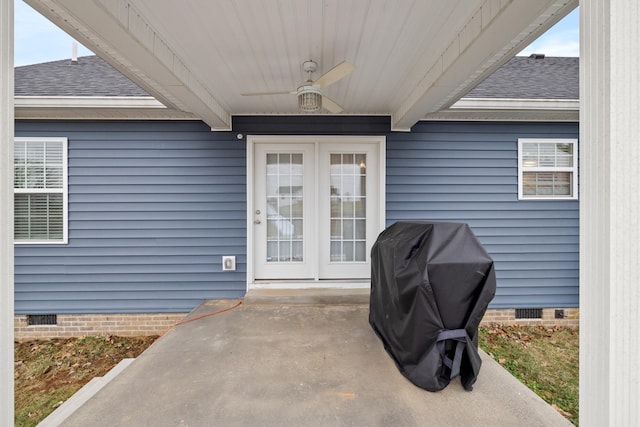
[518,138,578,200]
[14,137,68,244]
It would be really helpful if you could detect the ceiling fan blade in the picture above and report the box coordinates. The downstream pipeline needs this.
[322,96,343,113]
[241,90,295,96]
[314,61,356,88]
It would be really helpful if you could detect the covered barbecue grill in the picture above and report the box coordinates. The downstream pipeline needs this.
[369,222,496,392]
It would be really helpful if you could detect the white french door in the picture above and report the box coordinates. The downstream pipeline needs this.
[250,136,383,283]
[253,143,315,279]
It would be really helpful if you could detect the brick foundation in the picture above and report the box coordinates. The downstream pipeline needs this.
[14,313,188,340]
[480,308,580,328]
[13,307,579,340]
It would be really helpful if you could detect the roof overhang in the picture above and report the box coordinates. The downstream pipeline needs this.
[24,0,578,130]
[14,96,197,120]
[423,98,579,122]
[15,96,579,124]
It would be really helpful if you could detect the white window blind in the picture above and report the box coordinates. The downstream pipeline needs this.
[14,138,68,243]
[518,139,578,200]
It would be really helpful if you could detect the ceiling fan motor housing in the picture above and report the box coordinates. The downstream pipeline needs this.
[298,85,322,112]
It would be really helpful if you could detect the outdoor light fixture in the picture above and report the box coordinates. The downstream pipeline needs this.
[297,86,322,112]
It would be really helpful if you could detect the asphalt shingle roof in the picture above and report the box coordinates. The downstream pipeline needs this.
[15,55,150,97]
[465,55,579,99]
[15,54,578,100]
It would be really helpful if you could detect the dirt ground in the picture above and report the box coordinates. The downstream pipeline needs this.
[14,335,157,427]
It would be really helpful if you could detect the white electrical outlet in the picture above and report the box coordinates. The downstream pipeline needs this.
[222,256,236,271]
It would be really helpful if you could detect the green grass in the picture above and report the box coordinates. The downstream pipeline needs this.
[479,325,579,425]
[15,385,79,427]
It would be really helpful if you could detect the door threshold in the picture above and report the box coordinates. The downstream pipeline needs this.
[249,279,370,290]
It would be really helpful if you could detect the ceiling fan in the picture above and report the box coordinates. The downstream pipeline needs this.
[241,60,355,113]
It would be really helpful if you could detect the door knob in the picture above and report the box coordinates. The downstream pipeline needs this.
[254,220,261,224]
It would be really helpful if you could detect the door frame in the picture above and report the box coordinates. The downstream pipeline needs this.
[246,135,386,289]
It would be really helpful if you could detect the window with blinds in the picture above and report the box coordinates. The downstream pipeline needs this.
[14,138,68,243]
[518,138,578,200]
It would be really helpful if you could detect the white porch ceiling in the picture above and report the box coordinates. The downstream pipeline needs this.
[25,0,577,130]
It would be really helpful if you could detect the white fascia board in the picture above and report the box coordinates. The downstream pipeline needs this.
[451,98,579,111]
[14,96,199,120]
[420,97,579,122]
[15,96,165,109]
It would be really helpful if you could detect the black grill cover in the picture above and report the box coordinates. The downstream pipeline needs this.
[369,222,496,392]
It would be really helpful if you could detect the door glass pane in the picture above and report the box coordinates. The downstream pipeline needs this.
[330,219,341,238]
[355,242,366,261]
[330,241,342,262]
[355,219,366,239]
[266,152,304,263]
[329,153,366,262]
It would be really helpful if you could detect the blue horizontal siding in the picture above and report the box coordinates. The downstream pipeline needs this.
[386,121,579,309]
[16,273,239,283]
[15,120,246,314]
[15,118,579,314]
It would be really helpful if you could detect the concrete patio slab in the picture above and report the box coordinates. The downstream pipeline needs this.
[59,297,572,427]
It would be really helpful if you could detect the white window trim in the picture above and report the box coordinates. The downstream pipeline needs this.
[14,137,69,244]
[517,138,578,201]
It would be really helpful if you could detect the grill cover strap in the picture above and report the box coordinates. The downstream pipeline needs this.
[436,329,468,379]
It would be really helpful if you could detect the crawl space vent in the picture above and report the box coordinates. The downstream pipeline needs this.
[515,308,543,319]
[27,314,58,326]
